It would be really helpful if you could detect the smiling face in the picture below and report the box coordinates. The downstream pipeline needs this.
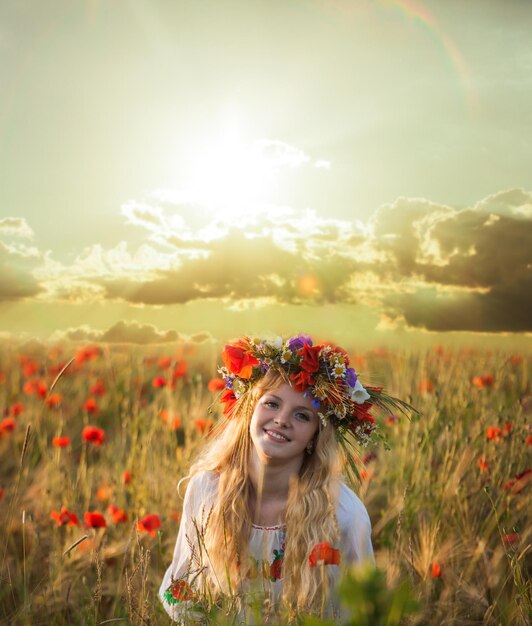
[249,382,319,466]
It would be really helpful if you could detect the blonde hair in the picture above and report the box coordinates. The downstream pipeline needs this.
[187,369,342,613]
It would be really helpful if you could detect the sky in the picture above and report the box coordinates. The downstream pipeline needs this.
[1,0,531,350]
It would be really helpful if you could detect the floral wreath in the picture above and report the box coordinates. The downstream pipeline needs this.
[216,334,417,476]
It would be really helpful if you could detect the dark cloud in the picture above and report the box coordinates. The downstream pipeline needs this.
[373,191,532,332]
[0,242,44,302]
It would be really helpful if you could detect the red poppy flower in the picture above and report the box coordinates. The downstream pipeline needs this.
[0,488,4,502]
[477,457,489,473]
[221,343,259,379]
[172,360,188,381]
[46,393,63,409]
[220,388,237,416]
[123,469,132,485]
[290,370,315,393]
[384,414,399,426]
[90,380,106,396]
[501,422,513,435]
[298,343,322,374]
[208,377,226,392]
[82,426,106,446]
[169,415,182,430]
[108,504,128,524]
[502,532,519,546]
[158,356,172,369]
[504,468,531,495]
[96,483,112,502]
[169,579,196,601]
[9,403,24,417]
[194,418,214,435]
[430,562,442,578]
[75,345,101,365]
[269,556,283,580]
[84,511,107,528]
[472,374,495,389]
[137,513,161,537]
[21,360,39,377]
[83,398,98,414]
[51,506,79,527]
[309,542,341,567]
[526,434,532,446]
[52,436,71,448]
[152,376,166,389]
[486,426,502,442]
[0,417,17,437]
[418,379,434,393]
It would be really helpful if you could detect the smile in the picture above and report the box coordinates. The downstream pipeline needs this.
[264,429,291,443]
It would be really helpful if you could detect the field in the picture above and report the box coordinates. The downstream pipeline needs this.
[0,340,530,625]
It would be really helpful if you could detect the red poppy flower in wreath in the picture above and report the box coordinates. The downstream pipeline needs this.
[221,342,259,379]
[290,370,315,393]
[298,343,322,374]
[84,511,107,528]
[309,542,341,567]
[82,425,106,446]
[137,513,161,537]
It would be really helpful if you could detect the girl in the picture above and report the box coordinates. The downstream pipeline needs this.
[159,334,410,623]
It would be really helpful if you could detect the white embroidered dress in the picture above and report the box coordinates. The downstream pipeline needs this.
[159,471,374,622]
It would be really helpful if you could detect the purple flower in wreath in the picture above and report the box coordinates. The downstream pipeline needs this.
[346,367,358,388]
[288,334,313,351]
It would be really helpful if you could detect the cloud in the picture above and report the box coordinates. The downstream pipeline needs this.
[371,189,532,332]
[0,241,45,302]
[6,189,531,335]
[54,321,184,344]
[99,227,360,306]
[0,217,34,239]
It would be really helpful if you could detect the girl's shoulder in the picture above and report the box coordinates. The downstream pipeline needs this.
[182,470,220,512]
[336,481,371,531]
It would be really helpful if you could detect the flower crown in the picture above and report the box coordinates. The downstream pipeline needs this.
[217,334,416,473]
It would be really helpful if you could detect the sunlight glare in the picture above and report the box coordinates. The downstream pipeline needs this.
[185,127,276,220]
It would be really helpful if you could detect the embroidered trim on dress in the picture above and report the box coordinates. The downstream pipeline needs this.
[251,522,287,531]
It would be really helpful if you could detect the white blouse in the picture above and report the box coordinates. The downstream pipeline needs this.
[159,471,374,623]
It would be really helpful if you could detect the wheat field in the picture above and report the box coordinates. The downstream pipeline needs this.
[0,340,530,625]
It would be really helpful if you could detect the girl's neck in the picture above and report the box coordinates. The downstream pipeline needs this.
[248,450,302,500]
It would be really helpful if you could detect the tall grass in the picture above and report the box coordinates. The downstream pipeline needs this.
[0,342,530,625]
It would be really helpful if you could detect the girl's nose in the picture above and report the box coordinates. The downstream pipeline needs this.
[274,410,291,426]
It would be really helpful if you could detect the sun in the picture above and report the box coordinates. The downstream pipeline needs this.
[184,126,277,219]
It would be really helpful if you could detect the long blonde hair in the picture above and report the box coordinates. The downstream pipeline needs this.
[187,369,342,613]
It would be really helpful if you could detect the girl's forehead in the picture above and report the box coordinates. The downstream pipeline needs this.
[262,383,314,409]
